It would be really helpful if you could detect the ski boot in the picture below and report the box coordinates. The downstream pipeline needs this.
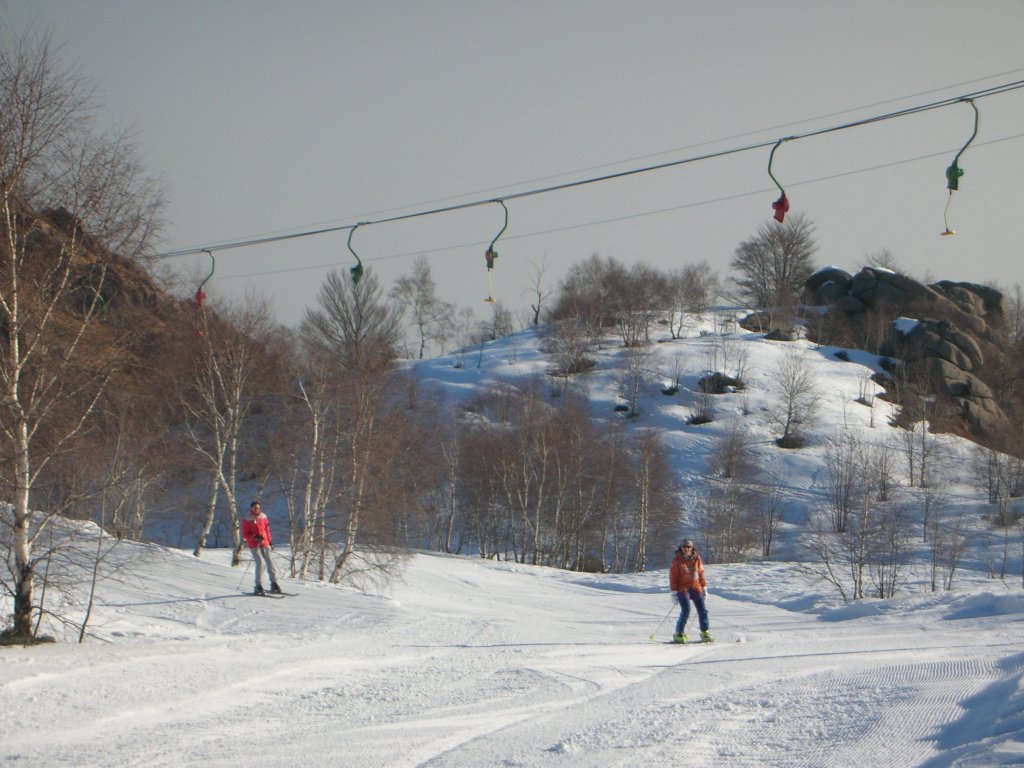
[673,633,688,644]
[270,582,282,594]
[700,630,713,643]
[254,585,265,595]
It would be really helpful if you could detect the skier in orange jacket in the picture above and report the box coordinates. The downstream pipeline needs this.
[669,539,711,643]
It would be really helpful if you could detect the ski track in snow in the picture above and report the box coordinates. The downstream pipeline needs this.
[2,546,1023,767]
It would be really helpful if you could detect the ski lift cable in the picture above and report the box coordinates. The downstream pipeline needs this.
[204,130,1024,284]
[154,79,1024,260]
[159,66,1024,249]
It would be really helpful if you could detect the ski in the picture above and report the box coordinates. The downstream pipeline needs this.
[248,592,286,599]
[663,639,714,645]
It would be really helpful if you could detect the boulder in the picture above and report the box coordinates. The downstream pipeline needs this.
[803,266,1010,442]
[931,280,1004,319]
[927,358,993,399]
[738,312,772,332]
[806,266,853,293]
[906,319,984,371]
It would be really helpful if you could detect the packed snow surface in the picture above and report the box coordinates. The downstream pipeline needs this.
[4,325,1024,766]
[1,541,1022,767]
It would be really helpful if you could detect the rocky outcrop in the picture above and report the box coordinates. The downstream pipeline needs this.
[805,267,1002,335]
[804,266,1008,439]
[905,319,984,371]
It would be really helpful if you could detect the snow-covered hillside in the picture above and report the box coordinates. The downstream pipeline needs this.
[409,317,1002,567]
[1,533,1022,766]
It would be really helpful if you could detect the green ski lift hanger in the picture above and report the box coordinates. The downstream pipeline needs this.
[348,223,366,284]
[942,99,979,236]
[484,200,508,303]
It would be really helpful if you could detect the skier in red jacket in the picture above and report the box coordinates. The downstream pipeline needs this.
[669,539,711,643]
[241,501,281,595]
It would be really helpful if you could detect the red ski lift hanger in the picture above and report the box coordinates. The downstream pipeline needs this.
[767,138,792,223]
[484,200,508,303]
[194,249,215,337]
[942,99,979,236]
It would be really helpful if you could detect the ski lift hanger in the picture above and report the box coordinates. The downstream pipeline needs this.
[484,200,508,303]
[767,138,794,223]
[941,98,979,236]
[149,81,1024,262]
[348,223,367,284]
[194,249,215,337]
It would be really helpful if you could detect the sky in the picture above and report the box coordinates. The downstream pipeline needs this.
[3,310,1024,765]
[3,2,1024,329]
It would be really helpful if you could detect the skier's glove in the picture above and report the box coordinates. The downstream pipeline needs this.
[254,536,263,545]
[702,590,707,598]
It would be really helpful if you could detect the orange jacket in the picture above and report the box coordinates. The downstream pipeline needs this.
[669,549,706,593]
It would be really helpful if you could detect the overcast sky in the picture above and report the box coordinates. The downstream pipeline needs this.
[4,1,1024,328]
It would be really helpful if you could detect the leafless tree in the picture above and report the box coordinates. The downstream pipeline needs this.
[666,262,719,339]
[867,503,914,598]
[929,504,968,591]
[525,258,554,326]
[971,443,1023,523]
[709,420,756,483]
[549,253,620,338]
[619,346,655,417]
[176,296,280,564]
[390,256,454,359]
[704,334,750,387]
[696,477,759,563]
[426,420,463,554]
[612,264,665,347]
[447,306,480,369]
[824,431,864,533]
[919,475,949,544]
[0,27,163,641]
[729,213,817,311]
[867,439,896,503]
[543,317,596,396]
[627,428,679,572]
[755,472,786,557]
[660,351,687,395]
[770,349,818,448]
[302,269,402,372]
[269,344,343,580]
[897,417,942,490]
[687,389,716,426]
[865,248,899,271]
[301,267,411,585]
[479,299,515,342]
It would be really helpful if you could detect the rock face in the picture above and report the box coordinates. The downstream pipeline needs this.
[804,266,1009,439]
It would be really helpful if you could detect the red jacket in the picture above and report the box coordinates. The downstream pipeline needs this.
[669,549,706,593]
[242,512,272,549]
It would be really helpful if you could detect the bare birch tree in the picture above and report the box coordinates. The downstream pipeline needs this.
[389,256,454,359]
[0,27,163,641]
[302,268,406,584]
[178,296,279,563]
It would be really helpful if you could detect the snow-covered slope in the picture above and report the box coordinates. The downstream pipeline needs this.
[3,318,1023,767]
[1,535,1022,767]
[409,319,991,564]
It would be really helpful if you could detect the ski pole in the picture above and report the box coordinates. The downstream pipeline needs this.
[650,602,676,641]
[236,554,252,591]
